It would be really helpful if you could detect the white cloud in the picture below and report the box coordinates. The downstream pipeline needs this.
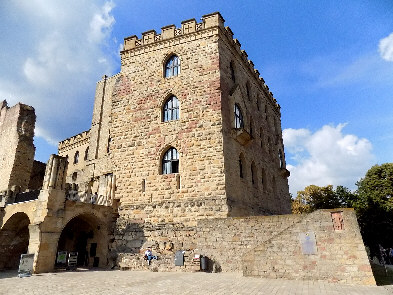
[0,1,118,161]
[379,32,393,62]
[88,1,116,44]
[283,124,375,195]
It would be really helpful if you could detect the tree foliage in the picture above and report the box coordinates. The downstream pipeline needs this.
[355,163,393,254]
[292,184,354,214]
[356,163,393,212]
[292,163,393,257]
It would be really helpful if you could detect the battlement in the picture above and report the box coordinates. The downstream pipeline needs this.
[122,12,280,112]
[122,12,224,51]
[58,130,90,152]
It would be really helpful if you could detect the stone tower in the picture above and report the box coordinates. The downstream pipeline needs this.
[0,100,36,193]
[107,12,291,224]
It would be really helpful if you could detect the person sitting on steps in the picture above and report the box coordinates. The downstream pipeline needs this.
[144,248,158,265]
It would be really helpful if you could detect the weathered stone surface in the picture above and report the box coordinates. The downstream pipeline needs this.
[0,100,36,192]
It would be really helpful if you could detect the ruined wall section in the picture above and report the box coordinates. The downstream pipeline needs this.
[112,13,228,225]
[0,100,35,192]
[28,160,46,190]
[218,25,291,216]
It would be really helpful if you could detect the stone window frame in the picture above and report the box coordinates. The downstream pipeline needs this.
[234,104,244,129]
[164,54,181,78]
[73,151,79,164]
[161,147,179,175]
[162,95,180,122]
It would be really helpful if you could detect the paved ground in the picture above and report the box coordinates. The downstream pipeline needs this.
[0,269,392,295]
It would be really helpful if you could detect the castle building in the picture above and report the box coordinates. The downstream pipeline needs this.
[58,12,291,225]
[0,13,375,285]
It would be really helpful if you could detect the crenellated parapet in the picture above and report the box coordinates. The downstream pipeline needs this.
[221,27,280,112]
[58,130,90,153]
[122,12,224,51]
[121,11,280,112]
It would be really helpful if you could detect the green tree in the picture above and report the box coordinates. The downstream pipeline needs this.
[355,163,393,255]
[292,184,352,214]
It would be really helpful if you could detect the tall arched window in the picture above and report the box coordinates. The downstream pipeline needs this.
[234,104,244,129]
[162,147,179,174]
[165,55,180,78]
[163,96,179,122]
[73,151,79,164]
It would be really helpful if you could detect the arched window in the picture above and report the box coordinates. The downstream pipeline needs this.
[162,147,179,174]
[163,96,179,122]
[234,104,244,129]
[74,151,79,164]
[84,147,89,161]
[165,55,180,78]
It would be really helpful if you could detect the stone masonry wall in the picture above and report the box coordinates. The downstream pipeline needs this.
[111,14,228,225]
[0,100,35,192]
[115,209,374,285]
[217,24,291,216]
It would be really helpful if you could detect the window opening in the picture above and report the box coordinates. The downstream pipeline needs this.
[279,150,284,168]
[74,151,79,164]
[162,147,179,174]
[84,147,89,161]
[234,104,244,129]
[239,157,243,178]
[165,55,180,77]
[230,62,235,83]
[163,96,180,122]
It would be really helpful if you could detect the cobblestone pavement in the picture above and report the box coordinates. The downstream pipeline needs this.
[0,269,392,295]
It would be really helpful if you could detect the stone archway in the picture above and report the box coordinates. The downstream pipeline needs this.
[0,212,30,269]
[56,213,108,268]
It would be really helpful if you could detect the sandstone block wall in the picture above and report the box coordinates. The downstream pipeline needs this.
[115,209,374,285]
[0,100,35,192]
[198,209,374,285]
[112,14,228,225]
[217,23,290,216]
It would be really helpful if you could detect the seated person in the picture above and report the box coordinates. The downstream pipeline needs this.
[144,248,157,265]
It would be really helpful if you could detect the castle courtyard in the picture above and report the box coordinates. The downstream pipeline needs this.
[0,269,391,295]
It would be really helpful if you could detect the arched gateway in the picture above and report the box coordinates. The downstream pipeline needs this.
[0,212,30,269]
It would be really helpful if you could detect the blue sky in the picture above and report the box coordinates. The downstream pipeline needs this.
[1,1,393,195]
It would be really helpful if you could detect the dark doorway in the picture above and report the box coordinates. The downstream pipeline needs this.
[56,215,97,267]
[0,213,30,270]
